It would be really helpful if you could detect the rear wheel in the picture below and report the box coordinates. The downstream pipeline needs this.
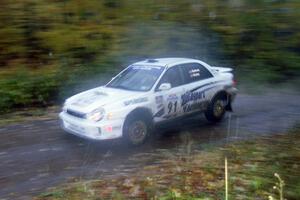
[124,117,150,146]
[205,94,227,122]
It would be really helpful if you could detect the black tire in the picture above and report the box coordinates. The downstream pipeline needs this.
[123,116,150,146]
[205,94,227,122]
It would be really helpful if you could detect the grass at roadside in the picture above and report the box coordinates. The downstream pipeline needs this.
[0,106,59,126]
[35,126,300,200]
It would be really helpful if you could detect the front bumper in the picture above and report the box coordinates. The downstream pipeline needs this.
[59,112,123,140]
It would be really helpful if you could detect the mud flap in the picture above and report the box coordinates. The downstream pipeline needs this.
[225,101,233,112]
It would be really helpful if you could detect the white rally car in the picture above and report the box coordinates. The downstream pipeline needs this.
[59,58,237,145]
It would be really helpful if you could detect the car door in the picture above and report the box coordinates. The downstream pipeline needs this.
[153,65,186,123]
[180,62,215,115]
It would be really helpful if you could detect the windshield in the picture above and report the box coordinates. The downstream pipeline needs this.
[106,65,164,91]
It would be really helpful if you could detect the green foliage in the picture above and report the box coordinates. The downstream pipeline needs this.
[0,0,300,112]
[39,190,65,198]
[0,71,59,113]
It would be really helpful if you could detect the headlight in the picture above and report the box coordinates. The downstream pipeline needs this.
[86,108,105,122]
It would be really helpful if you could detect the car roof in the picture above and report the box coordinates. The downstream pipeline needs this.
[133,57,201,68]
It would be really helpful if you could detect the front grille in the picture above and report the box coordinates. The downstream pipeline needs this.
[66,109,86,119]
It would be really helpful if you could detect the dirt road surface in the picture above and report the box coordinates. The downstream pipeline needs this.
[0,91,300,199]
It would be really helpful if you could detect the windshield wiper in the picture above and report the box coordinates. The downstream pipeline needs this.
[108,85,131,90]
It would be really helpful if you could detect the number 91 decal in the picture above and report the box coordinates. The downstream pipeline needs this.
[168,101,178,114]
[164,94,179,118]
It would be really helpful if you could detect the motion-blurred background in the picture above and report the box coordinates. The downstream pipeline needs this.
[0,0,299,113]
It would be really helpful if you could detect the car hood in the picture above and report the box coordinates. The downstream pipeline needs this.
[65,86,141,113]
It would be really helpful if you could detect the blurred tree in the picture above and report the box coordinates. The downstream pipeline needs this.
[0,0,299,112]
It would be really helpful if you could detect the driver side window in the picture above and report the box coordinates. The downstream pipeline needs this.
[157,66,183,89]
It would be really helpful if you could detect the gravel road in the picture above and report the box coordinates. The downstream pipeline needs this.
[0,91,300,199]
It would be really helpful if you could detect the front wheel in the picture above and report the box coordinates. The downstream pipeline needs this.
[205,95,227,122]
[123,117,150,146]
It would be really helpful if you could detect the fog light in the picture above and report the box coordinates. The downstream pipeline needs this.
[104,126,113,132]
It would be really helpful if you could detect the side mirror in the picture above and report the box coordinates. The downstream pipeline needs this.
[158,83,171,91]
